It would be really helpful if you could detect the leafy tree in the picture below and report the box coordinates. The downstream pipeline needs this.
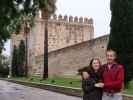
[0,0,56,53]
[108,0,133,85]
[1,0,56,78]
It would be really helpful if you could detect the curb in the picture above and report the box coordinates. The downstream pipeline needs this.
[3,79,82,97]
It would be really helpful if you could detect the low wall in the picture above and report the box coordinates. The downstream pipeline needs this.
[48,35,109,76]
[33,35,109,76]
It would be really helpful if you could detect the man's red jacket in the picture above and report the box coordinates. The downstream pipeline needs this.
[102,63,124,93]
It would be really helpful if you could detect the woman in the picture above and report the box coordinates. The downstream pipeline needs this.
[81,58,103,100]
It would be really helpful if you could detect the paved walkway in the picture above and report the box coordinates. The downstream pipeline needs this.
[0,80,82,100]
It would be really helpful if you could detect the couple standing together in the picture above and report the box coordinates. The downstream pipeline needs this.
[81,49,124,100]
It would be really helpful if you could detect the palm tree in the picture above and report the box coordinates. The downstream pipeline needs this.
[39,0,56,79]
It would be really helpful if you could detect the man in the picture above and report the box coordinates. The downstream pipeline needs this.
[95,49,124,100]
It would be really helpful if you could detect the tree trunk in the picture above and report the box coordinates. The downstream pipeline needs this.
[43,18,48,79]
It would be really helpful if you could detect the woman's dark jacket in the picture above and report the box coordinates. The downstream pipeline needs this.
[82,72,102,100]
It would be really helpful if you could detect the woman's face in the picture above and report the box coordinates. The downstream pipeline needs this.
[92,59,101,71]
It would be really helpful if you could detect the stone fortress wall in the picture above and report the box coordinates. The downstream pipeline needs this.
[34,35,109,76]
[11,14,95,75]
[11,13,109,77]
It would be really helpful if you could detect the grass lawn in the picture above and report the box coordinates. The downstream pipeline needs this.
[10,76,82,88]
[123,80,133,96]
[10,76,133,95]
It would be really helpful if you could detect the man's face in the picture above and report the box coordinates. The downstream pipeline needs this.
[106,51,116,64]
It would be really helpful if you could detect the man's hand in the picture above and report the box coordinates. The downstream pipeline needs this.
[82,72,89,79]
[95,83,104,88]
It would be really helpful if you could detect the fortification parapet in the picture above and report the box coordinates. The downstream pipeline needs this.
[74,16,78,22]
[48,14,93,25]
[58,14,63,21]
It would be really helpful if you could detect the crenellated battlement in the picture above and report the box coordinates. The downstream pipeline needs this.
[49,14,93,24]
[35,10,93,25]
[35,13,93,25]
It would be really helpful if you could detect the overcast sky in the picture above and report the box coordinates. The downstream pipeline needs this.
[3,0,111,56]
[56,0,111,37]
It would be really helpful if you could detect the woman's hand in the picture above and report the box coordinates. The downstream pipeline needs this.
[94,83,104,88]
[82,72,89,79]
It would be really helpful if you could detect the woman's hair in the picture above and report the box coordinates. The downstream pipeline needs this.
[78,58,103,76]
[87,58,103,76]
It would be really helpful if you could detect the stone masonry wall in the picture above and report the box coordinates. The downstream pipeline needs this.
[33,35,109,76]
